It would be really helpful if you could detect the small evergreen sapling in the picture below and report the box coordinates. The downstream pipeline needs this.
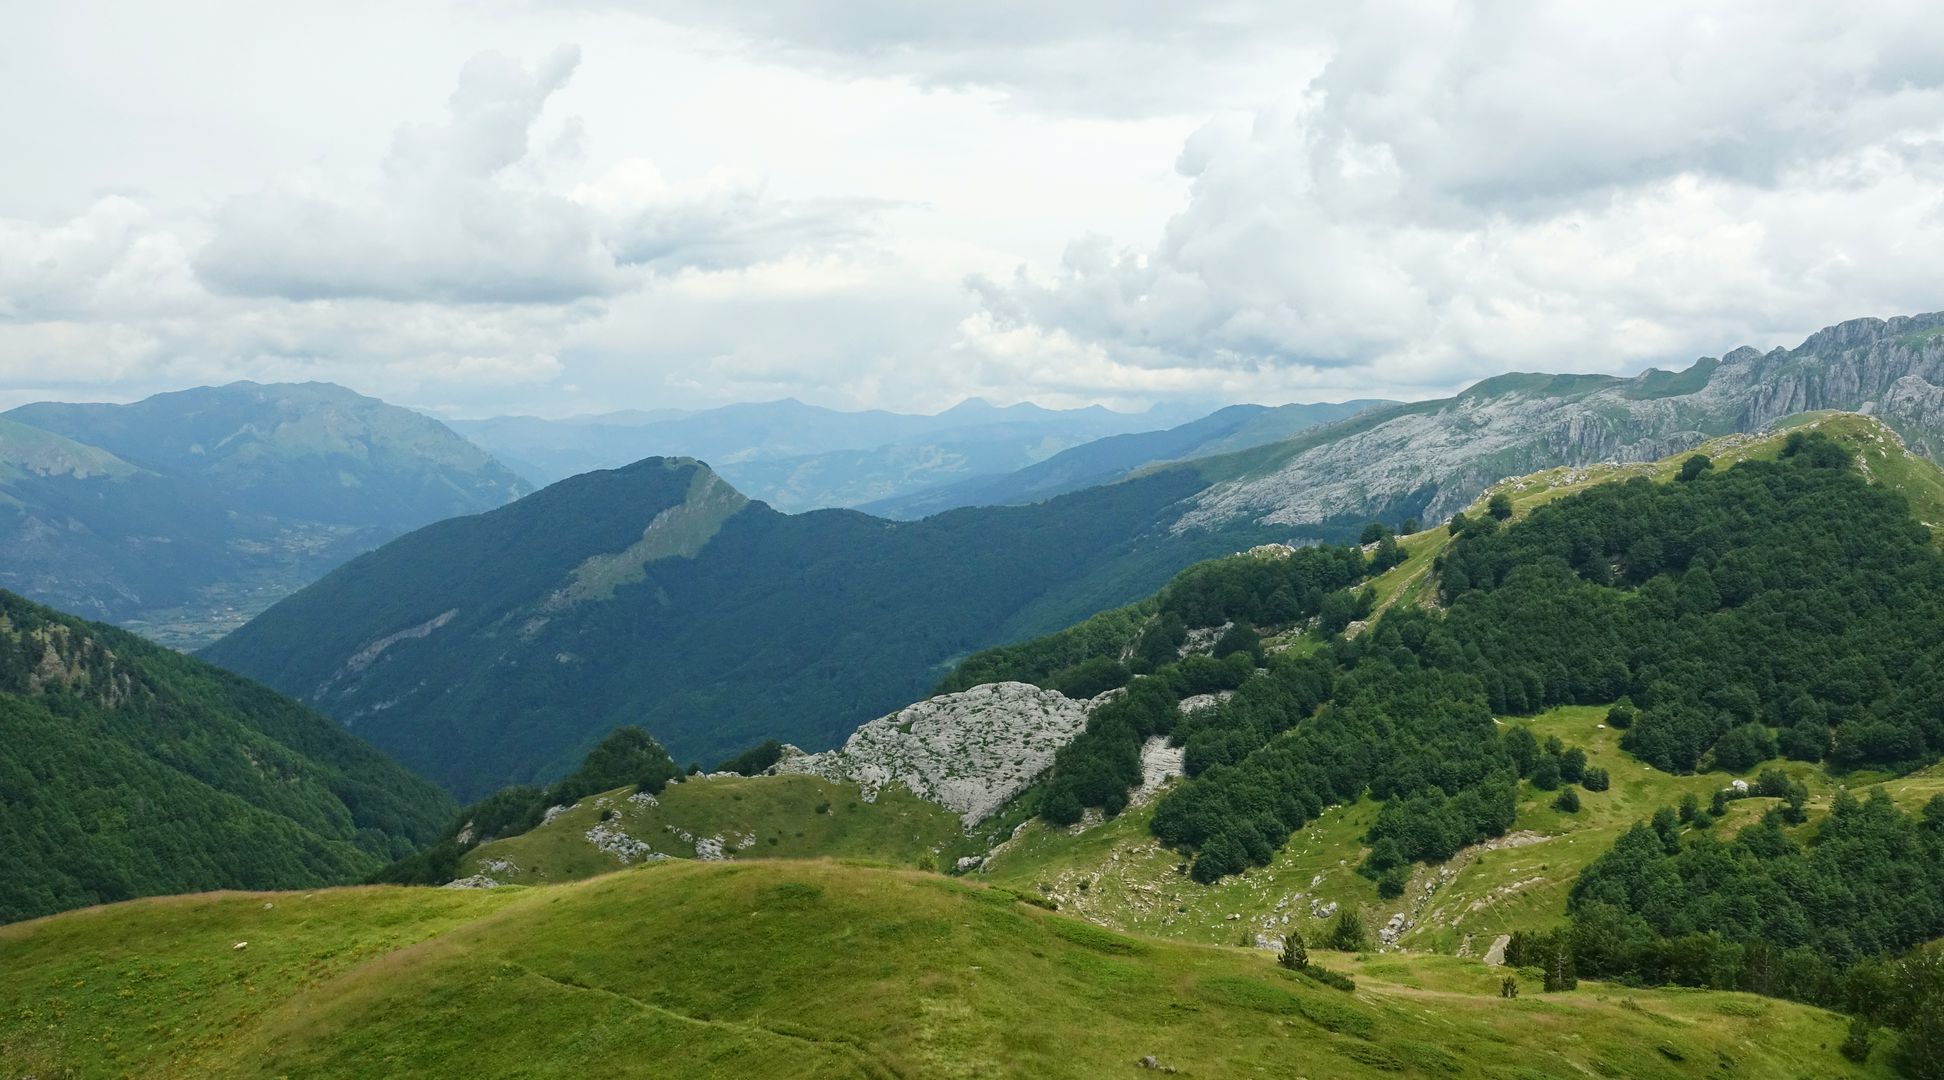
[1279,929,1308,971]
[1544,949,1577,992]
[1327,908,1371,952]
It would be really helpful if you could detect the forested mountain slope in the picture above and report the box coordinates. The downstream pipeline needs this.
[0,590,454,924]
[936,414,1944,1072]
[207,314,1944,801]
[203,457,1262,798]
[960,414,1944,877]
[1,382,529,646]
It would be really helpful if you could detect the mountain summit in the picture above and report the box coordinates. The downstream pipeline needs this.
[0,381,529,646]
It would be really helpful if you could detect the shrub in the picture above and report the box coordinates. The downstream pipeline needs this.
[1554,788,1581,813]
[1840,1016,1873,1063]
[1581,766,1610,792]
[1500,975,1519,999]
[1530,755,1562,791]
[1300,965,1357,992]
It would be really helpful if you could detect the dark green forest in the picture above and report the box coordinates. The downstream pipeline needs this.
[0,590,454,924]
[207,456,1301,798]
[1522,789,1944,1076]
[979,435,1944,888]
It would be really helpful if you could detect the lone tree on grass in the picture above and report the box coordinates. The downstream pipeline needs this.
[1500,975,1519,999]
[1543,949,1577,992]
[1279,929,1308,971]
[1327,908,1371,952]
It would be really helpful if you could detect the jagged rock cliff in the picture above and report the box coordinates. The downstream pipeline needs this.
[771,682,1091,826]
[1180,312,1944,534]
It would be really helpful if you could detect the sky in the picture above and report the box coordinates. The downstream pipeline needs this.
[3,1,1942,418]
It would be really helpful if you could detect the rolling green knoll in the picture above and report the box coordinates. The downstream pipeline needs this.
[0,860,1887,1079]
[457,774,962,883]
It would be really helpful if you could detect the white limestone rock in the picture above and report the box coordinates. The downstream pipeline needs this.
[772,682,1091,827]
[1128,737,1185,807]
[586,820,661,864]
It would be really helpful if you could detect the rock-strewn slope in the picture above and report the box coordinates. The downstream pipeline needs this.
[772,682,1091,826]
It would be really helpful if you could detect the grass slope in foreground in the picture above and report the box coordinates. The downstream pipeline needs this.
[0,861,1886,1079]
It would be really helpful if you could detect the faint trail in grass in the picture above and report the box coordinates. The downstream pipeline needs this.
[516,962,908,1080]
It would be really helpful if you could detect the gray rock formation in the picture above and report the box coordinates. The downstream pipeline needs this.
[1178,312,1944,535]
[771,682,1092,826]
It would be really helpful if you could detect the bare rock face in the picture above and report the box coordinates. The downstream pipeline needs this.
[1176,312,1944,536]
[771,682,1091,826]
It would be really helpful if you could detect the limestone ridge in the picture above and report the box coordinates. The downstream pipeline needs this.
[547,462,749,609]
[770,682,1092,826]
[1178,312,1944,535]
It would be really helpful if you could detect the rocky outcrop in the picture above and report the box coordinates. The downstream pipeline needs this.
[1129,737,1185,807]
[771,682,1092,826]
[1177,312,1944,536]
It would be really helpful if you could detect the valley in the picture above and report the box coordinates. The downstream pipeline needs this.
[8,403,1943,1076]
[16,12,1944,1075]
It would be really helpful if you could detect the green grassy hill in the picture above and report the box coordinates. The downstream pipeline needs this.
[976,705,1940,956]
[0,860,1887,1079]
[455,774,962,884]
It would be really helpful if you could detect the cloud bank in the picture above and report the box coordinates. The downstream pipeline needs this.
[3,2,1942,415]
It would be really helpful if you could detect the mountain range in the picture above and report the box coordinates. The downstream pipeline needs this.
[862,399,1389,518]
[8,315,1944,1075]
[449,396,1205,511]
[201,455,1260,797]
[0,382,529,647]
[206,312,1944,801]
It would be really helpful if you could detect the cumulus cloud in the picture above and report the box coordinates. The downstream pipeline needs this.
[191,46,883,305]
[961,1,1944,399]
[10,3,1944,416]
[0,42,892,410]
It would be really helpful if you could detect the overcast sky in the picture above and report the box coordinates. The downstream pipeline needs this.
[4,1,1942,418]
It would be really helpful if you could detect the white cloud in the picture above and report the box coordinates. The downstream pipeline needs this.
[6,1,1944,418]
[611,1,1332,117]
[191,46,882,305]
[961,2,1944,400]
